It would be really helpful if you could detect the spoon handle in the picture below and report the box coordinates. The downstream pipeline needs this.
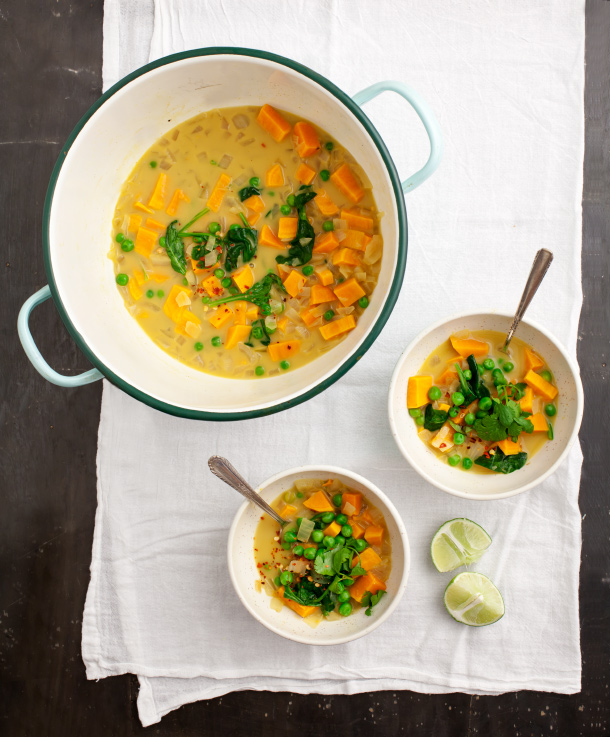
[208,455,286,525]
[503,248,553,351]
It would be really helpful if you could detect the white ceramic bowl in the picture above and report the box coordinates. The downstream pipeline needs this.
[18,48,442,421]
[227,465,410,645]
[388,311,583,500]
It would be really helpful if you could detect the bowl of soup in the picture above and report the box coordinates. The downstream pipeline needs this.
[227,465,410,645]
[388,312,583,499]
[18,47,442,419]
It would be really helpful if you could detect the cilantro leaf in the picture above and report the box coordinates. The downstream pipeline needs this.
[314,547,337,576]
[472,413,507,442]
[495,400,516,428]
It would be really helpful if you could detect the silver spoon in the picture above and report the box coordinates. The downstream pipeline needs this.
[208,455,286,525]
[501,248,553,353]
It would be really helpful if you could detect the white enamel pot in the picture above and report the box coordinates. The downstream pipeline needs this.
[18,48,442,421]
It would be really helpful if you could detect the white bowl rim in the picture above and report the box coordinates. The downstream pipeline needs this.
[226,464,411,645]
[387,310,584,501]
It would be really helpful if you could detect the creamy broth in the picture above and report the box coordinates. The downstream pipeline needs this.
[408,330,558,474]
[254,478,391,623]
[109,105,383,378]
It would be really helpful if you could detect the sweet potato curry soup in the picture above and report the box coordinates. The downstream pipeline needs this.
[109,104,383,378]
[407,330,559,475]
[254,479,391,625]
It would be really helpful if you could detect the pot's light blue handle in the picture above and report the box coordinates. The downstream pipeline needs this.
[353,81,443,194]
[17,285,103,387]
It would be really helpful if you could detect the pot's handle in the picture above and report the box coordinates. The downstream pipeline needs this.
[352,81,442,193]
[17,285,103,387]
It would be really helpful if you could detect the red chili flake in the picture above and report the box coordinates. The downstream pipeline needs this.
[261,143,267,148]
[440,443,446,449]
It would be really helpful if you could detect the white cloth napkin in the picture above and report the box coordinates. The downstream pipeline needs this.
[87,0,585,725]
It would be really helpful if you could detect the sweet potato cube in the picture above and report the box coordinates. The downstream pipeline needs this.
[296,163,316,185]
[267,340,301,362]
[224,324,252,350]
[430,424,454,453]
[315,266,334,286]
[333,277,366,307]
[331,164,364,203]
[233,266,254,293]
[283,269,306,298]
[310,285,336,305]
[349,520,365,539]
[206,173,232,212]
[278,217,298,240]
[259,224,286,250]
[163,285,191,322]
[437,367,458,386]
[279,503,298,518]
[166,188,190,216]
[201,274,224,298]
[300,306,321,327]
[208,305,233,329]
[147,173,167,210]
[265,164,285,187]
[341,208,374,232]
[319,315,356,340]
[243,194,265,212]
[303,490,334,513]
[364,525,384,547]
[524,369,558,401]
[134,226,158,257]
[524,347,545,372]
[348,572,387,603]
[520,386,534,413]
[496,438,522,455]
[277,586,317,617]
[352,547,382,572]
[127,279,143,301]
[315,189,339,217]
[341,230,367,251]
[127,214,142,232]
[530,412,549,432]
[257,104,292,142]
[332,248,361,267]
[293,121,320,158]
[341,492,362,516]
[323,521,342,538]
[406,375,433,408]
[313,231,339,254]
[449,336,489,358]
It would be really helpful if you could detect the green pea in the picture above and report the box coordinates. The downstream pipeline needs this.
[280,360,290,370]
[304,547,317,560]
[293,545,304,557]
[332,493,343,507]
[321,512,335,524]
[210,160,217,166]
[121,239,134,252]
[228,287,239,296]
[296,518,303,528]
[334,535,345,546]
[201,296,210,304]
[354,538,367,552]
[311,530,324,543]
[193,235,204,244]
[463,369,472,380]
[540,370,553,383]
[194,341,203,352]
[545,403,557,417]
[358,296,369,309]
[211,336,221,347]
[415,416,425,426]
[448,454,461,467]
[157,289,165,298]
[284,530,297,543]
[341,525,353,538]
[479,396,492,411]
[229,223,239,230]
[296,492,304,498]
[281,541,291,550]
[464,413,476,425]
[267,191,275,196]
[324,310,334,321]
[116,273,129,286]
[492,368,504,381]
[331,580,345,594]
[494,376,507,387]
[221,277,232,288]
[428,386,442,401]
[209,222,221,234]
[323,536,335,548]
[280,204,292,216]
[323,220,334,232]
[339,602,352,616]
[462,458,473,470]
[476,410,488,419]
[498,357,504,365]
[249,176,260,187]
[251,327,264,340]
[159,236,166,247]
[146,289,154,299]
[453,433,465,445]
[255,366,265,377]
[214,268,225,279]
[338,591,350,603]
[287,194,296,207]
[342,577,355,587]
[150,160,157,168]
[408,408,421,418]
[452,391,465,406]
[325,141,334,151]
[280,571,293,586]
[302,265,314,276]
[483,358,495,370]
[115,233,125,243]
[449,407,459,418]
[335,513,348,526]
[182,277,189,286]
[503,362,514,372]
[274,576,281,587]
[320,169,330,181]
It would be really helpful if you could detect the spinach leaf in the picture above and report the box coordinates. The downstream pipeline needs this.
[466,354,490,399]
[238,185,261,202]
[164,220,188,275]
[424,403,448,432]
[293,188,318,208]
[224,217,258,272]
[276,207,316,266]
[207,273,285,315]
[474,447,528,474]
[361,590,386,616]
[455,363,477,405]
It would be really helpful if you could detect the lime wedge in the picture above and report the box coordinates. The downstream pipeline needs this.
[430,518,492,572]
[444,572,505,626]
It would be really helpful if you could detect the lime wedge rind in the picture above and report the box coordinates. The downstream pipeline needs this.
[444,572,505,627]
[430,518,492,573]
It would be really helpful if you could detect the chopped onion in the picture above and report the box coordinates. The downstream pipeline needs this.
[175,291,191,307]
[204,250,218,267]
[283,490,296,503]
[286,297,300,310]
[232,113,250,129]
[238,342,258,363]
[191,125,203,134]
[295,325,310,340]
[220,116,229,130]
[287,560,308,575]
[269,299,284,315]
[184,270,197,287]
[184,320,200,339]
[363,235,382,265]
[343,501,356,517]
[299,237,313,246]
[452,329,470,340]
[285,307,300,322]
[207,236,216,249]
[264,315,277,332]
[336,230,347,242]
[333,218,348,230]
[336,306,355,316]
[218,154,233,169]
[294,478,319,492]
[296,518,315,542]
[240,138,255,146]
[300,287,311,299]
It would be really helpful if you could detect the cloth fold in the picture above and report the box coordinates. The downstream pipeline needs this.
[88,0,585,725]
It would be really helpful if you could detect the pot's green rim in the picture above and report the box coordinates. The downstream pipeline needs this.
[42,46,408,421]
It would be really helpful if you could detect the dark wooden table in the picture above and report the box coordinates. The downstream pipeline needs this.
[1,1,608,734]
